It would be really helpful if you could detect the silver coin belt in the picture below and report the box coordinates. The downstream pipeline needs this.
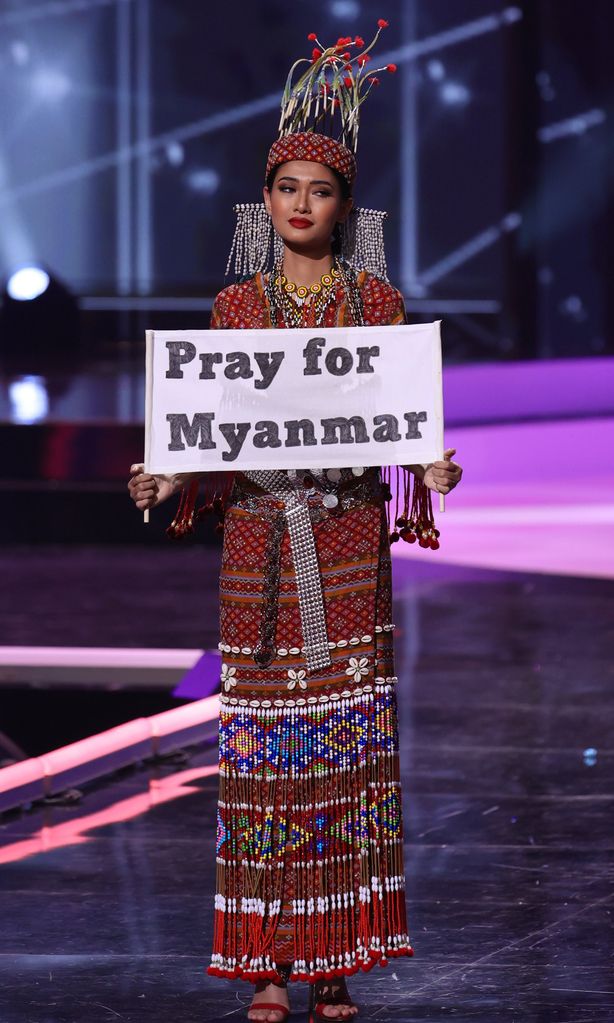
[236,467,380,673]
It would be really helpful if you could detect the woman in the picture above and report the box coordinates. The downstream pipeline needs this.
[129,25,462,1023]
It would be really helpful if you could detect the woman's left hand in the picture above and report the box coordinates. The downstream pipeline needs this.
[423,447,463,495]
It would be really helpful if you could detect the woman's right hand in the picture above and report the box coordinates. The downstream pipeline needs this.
[127,464,176,511]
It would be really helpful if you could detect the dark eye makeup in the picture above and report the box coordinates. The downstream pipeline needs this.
[277,184,334,197]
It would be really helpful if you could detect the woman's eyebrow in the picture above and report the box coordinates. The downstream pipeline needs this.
[277,176,333,187]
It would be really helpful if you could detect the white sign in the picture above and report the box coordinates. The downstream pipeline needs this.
[144,323,444,474]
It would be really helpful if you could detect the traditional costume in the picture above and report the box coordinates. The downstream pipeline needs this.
[168,23,439,987]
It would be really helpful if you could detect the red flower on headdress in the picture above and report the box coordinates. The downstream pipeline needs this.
[336,36,352,47]
[341,51,351,60]
[343,76,353,88]
[312,48,322,59]
[386,63,397,73]
[378,19,389,29]
[357,53,371,66]
[354,36,365,47]
[369,76,381,86]
[307,32,317,41]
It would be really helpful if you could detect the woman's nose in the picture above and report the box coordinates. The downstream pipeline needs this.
[295,193,311,213]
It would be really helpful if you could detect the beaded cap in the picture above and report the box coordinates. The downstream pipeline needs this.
[266,131,356,188]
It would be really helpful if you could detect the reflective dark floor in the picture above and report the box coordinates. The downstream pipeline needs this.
[1,556,613,1022]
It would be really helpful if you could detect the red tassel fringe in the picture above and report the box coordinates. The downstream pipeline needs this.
[166,472,235,540]
[167,468,438,546]
[381,466,440,550]
[205,940,414,985]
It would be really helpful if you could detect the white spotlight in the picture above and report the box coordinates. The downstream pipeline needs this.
[502,6,523,24]
[31,68,71,102]
[330,0,360,17]
[165,141,184,167]
[185,168,220,196]
[8,375,49,424]
[10,40,30,66]
[501,212,522,232]
[7,266,50,301]
[440,81,470,106]
[426,59,445,81]
[561,295,586,322]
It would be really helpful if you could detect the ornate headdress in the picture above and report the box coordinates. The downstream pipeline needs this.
[226,21,397,282]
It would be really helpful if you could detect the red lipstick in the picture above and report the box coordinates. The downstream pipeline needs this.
[289,217,313,228]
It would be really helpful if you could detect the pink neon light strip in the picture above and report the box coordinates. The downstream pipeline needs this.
[0,763,219,865]
[0,696,219,798]
[0,646,203,668]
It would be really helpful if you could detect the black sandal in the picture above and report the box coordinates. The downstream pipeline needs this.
[308,976,358,1022]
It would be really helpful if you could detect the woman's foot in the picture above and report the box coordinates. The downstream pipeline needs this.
[247,977,290,1022]
[311,976,358,1019]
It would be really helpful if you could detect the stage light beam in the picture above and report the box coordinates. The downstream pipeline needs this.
[538,108,606,144]
[417,213,522,288]
[0,6,524,210]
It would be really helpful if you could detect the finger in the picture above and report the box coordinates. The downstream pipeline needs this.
[128,476,150,492]
[135,484,156,498]
[130,483,155,504]
[444,448,456,458]
[130,463,144,475]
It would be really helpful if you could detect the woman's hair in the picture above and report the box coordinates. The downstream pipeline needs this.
[265,162,352,200]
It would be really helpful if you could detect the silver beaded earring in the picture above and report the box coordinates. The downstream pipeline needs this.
[340,207,389,282]
[225,203,284,279]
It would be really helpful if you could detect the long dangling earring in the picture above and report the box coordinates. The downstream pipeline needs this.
[225,202,283,279]
[273,223,284,268]
[339,207,389,281]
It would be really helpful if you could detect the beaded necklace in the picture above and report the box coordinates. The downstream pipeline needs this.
[275,265,340,302]
[273,265,339,328]
[265,257,364,328]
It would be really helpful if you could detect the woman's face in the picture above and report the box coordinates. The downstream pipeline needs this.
[263,160,352,255]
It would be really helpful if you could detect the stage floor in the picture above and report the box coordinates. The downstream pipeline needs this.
[1,558,613,1021]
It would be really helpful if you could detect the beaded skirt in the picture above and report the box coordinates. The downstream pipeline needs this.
[207,469,414,985]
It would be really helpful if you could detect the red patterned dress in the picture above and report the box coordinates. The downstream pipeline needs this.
[206,269,415,986]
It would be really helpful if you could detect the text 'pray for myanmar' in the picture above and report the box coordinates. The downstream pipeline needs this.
[164,335,428,461]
